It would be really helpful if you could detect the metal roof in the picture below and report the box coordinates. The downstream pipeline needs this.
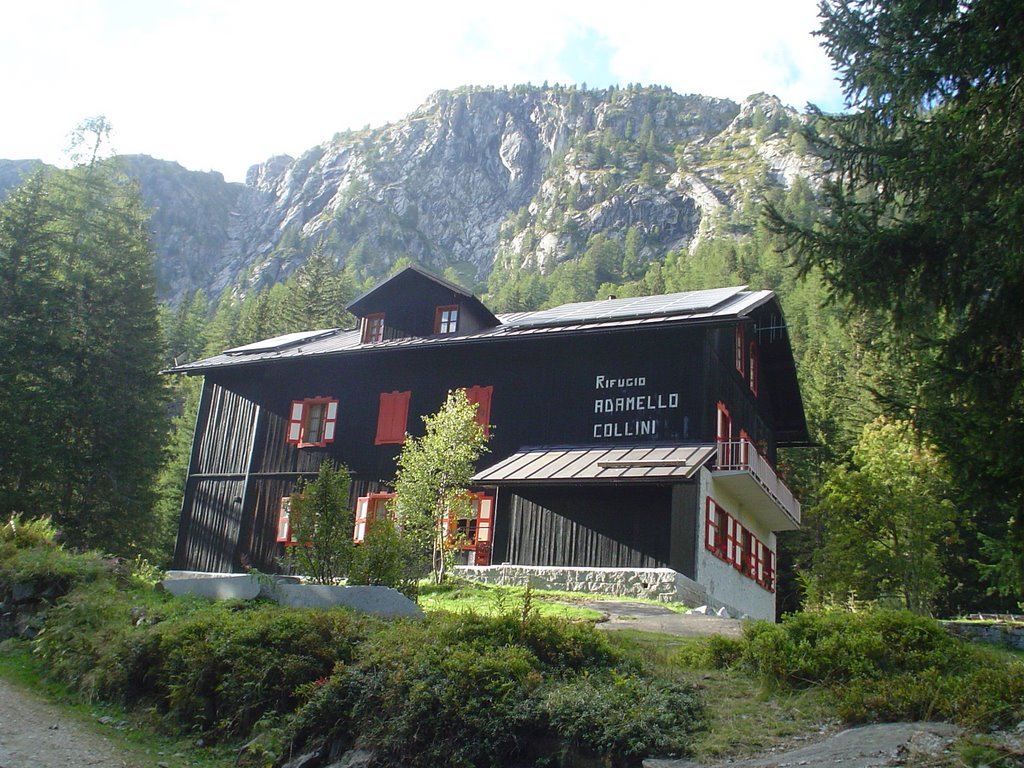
[471,444,716,485]
[166,287,775,375]
[509,286,747,328]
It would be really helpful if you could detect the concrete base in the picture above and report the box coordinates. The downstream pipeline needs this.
[162,571,423,619]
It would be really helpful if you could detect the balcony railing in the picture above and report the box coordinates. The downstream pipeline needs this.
[713,439,801,529]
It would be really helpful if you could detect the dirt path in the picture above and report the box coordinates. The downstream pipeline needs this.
[0,678,138,768]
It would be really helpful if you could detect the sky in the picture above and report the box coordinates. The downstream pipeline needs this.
[1,1,847,184]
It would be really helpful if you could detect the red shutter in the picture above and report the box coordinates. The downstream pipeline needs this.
[277,497,293,544]
[353,496,369,543]
[728,518,744,569]
[475,495,494,565]
[286,402,304,443]
[323,400,338,442]
[375,391,411,445]
[464,385,493,436]
[705,497,717,553]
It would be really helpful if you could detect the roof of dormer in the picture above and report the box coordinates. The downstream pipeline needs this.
[346,264,499,327]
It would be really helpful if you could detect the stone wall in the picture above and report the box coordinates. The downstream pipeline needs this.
[940,621,1024,650]
[456,564,721,608]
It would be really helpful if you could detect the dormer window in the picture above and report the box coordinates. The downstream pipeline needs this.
[361,313,385,344]
[435,305,459,334]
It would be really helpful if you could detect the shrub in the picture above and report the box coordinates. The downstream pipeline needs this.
[280,462,354,584]
[1,513,58,548]
[742,610,968,686]
[540,672,705,765]
[347,516,420,599]
[742,609,1024,729]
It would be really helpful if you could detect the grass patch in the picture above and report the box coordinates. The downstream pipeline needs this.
[418,579,605,621]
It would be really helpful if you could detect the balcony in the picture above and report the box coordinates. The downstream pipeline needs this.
[712,440,801,530]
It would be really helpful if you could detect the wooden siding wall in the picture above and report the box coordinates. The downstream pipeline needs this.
[174,383,259,572]
[499,486,671,569]
[175,381,398,572]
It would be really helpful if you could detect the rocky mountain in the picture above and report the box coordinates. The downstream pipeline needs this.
[0,86,820,306]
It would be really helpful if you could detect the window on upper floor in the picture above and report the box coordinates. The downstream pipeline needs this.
[286,397,338,448]
[361,313,385,344]
[464,384,493,437]
[375,390,411,445]
[435,305,459,334]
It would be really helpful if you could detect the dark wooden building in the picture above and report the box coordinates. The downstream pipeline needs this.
[169,266,808,618]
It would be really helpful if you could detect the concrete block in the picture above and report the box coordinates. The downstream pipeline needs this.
[161,574,262,601]
[274,584,424,619]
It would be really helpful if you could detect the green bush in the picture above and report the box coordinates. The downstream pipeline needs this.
[741,609,1024,729]
[135,603,378,737]
[286,612,703,767]
[347,516,420,599]
[743,610,968,686]
[1,513,58,548]
[540,672,705,765]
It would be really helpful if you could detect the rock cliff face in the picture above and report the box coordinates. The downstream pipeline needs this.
[1,87,820,305]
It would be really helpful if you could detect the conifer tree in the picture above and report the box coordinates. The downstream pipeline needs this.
[0,119,167,555]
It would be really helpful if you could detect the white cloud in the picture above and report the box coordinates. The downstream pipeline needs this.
[0,0,845,182]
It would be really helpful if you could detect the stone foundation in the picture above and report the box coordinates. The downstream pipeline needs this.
[456,564,718,608]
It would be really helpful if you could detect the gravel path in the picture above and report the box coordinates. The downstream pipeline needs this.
[0,678,136,768]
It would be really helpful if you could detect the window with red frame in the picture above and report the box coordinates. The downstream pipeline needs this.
[749,340,759,396]
[705,496,775,592]
[442,492,495,566]
[463,384,493,436]
[434,305,459,334]
[352,492,395,543]
[286,397,338,447]
[734,324,746,376]
[375,390,411,445]
[361,313,385,344]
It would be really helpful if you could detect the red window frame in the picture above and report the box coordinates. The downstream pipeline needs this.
[705,495,776,592]
[749,340,759,396]
[361,313,385,344]
[286,397,339,448]
[375,390,411,445]
[353,492,395,543]
[434,305,459,334]
[734,324,745,376]
[464,384,493,437]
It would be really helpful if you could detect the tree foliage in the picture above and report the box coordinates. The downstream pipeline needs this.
[393,389,489,584]
[0,127,168,556]
[808,417,956,612]
[280,461,354,584]
[768,0,1024,601]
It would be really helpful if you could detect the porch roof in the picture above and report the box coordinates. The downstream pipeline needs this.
[471,444,716,485]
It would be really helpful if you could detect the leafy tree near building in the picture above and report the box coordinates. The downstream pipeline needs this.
[809,417,956,613]
[0,119,168,556]
[392,389,489,584]
[769,0,1024,606]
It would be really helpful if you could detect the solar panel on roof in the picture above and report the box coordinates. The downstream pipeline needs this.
[508,285,747,328]
[224,329,339,355]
